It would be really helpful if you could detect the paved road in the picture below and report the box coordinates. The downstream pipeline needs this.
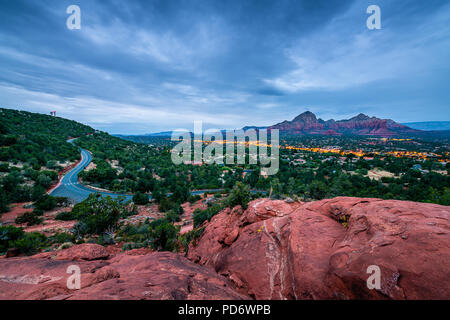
[50,139,265,203]
[50,147,135,203]
[50,140,226,203]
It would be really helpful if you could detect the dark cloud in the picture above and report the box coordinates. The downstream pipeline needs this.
[0,0,448,134]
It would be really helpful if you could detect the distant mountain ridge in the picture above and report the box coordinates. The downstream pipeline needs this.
[115,131,173,138]
[402,121,450,131]
[268,111,420,137]
[123,112,450,139]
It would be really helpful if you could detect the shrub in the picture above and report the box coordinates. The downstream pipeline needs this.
[158,197,175,212]
[46,160,61,170]
[116,222,152,244]
[10,232,48,255]
[170,185,190,203]
[122,242,147,251]
[48,232,75,245]
[149,219,179,251]
[178,227,205,255]
[81,208,119,236]
[34,195,68,211]
[164,209,181,223]
[0,225,49,255]
[193,208,209,228]
[0,225,24,254]
[72,221,89,239]
[55,210,77,221]
[96,232,115,245]
[193,202,224,228]
[116,217,180,252]
[15,211,43,226]
[32,208,44,216]
[188,195,201,203]
[70,194,135,236]
[132,191,149,205]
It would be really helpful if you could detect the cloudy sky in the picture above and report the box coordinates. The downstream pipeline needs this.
[0,0,449,134]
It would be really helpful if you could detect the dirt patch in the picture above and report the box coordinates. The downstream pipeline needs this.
[84,162,96,171]
[23,208,76,236]
[433,170,448,176]
[366,169,395,181]
[0,204,75,236]
[106,159,123,174]
[0,203,33,225]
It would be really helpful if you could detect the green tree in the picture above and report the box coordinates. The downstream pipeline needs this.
[31,185,46,202]
[227,182,251,210]
[269,178,283,199]
[149,219,179,251]
[151,185,164,203]
[35,173,52,188]
[308,180,328,200]
[440,188,450,206]
[0,190,8,214]
[171,185,190,203]
[286,177,296,196]
[164,209,181,223]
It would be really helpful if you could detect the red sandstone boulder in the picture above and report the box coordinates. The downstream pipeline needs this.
[53,243,110,261]
[69,252,247,300]
[190,199,302,268]
[0,248,247,300]
[188,197,450,300]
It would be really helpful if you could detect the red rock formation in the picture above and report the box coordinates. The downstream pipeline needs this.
[1,197,448,300]
[269,112,419,136]
[188,197,450,300]
[53,243,110,261]
[0,246,247,300]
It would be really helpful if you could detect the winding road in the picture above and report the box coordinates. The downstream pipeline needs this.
[49,139,227,203]
[50,145,136,203]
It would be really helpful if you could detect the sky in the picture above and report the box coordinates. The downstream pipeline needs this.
[0,0,449,134]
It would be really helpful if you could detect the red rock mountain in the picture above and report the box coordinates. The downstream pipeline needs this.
[268,111,420,136]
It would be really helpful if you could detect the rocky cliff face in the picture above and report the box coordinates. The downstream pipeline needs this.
[188,197,450,300]
[269,112,419,136]
[0,197,448,300]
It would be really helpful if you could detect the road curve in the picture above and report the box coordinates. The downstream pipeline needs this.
[50,139,265,203]
[50,147,135,203]
[49,148,224,203]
